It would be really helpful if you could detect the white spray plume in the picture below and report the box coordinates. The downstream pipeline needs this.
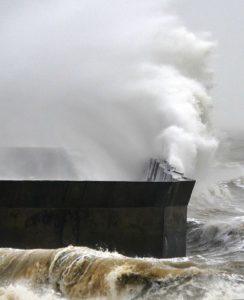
[0,0,218,180]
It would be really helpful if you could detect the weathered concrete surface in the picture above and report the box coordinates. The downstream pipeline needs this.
[0,180,195,258]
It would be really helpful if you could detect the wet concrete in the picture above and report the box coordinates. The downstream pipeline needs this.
[0,180,195,258]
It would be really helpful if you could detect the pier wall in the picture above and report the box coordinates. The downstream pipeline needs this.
[0,180,195,258]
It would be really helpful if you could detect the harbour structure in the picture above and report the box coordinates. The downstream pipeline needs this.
[0,150,195,258]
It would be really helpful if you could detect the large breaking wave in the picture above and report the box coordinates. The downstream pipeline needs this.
[0,0,217,180]
[1,246,244,300]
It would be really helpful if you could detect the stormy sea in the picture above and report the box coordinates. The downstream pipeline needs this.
[0,135,243,300]
[0,1,243,299]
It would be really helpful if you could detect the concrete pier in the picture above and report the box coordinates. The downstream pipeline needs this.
[0,179,194,258]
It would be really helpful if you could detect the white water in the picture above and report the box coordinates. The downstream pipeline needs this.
[0,0,217,180]
[0,285,62,300]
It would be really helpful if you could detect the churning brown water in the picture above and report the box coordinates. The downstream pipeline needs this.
[0,247,201,299]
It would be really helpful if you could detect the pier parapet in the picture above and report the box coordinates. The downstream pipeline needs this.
[0,157,194,258]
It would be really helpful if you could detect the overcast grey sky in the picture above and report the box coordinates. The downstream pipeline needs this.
[173,0,244,132]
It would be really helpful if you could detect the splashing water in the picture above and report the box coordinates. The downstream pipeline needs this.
[1,246,244,300]
[1,1,244,300]
[0,0,217,180]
